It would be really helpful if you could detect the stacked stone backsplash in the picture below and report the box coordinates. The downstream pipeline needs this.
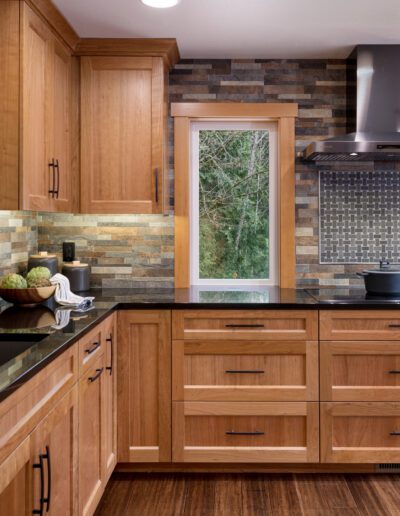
[37,213,173,289]
[170,58,400,287]
[0,211,37,278]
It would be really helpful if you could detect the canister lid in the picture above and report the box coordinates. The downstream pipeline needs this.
[63,261,89,268]
[30,251,57,259]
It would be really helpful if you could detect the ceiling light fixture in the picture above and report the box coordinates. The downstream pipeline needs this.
[140,0,180,7]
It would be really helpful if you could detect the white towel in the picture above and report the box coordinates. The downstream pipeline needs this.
[50,273,94,309]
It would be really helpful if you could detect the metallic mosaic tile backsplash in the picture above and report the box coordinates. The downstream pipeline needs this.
[320,170,400,264]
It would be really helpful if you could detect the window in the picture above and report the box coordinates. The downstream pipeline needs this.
[190,121,278,286]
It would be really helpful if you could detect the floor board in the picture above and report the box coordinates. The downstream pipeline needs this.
[95,473,400,516]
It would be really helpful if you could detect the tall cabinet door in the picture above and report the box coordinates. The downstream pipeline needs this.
[21,3,53,211]
[81,56,165,214]
[30,387,78,516]
[102,314,117,481]
[117,310,171,462]
[51,39,74,212]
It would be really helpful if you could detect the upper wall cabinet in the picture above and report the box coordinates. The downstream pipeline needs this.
[80,56,168,214]
[21,3,78,212]
[0,1,79,212]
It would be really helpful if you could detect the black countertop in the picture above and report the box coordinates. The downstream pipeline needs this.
[1,286,400,401]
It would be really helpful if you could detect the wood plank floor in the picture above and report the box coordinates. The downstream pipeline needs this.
[95,473,400,515]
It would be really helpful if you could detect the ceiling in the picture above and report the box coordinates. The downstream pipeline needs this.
[53,0,400,59]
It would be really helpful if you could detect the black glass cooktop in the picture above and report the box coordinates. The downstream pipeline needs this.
[306,288,400,305]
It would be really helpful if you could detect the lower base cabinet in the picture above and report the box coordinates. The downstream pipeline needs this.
[321,402,400,463]
[173,401,319,463]
[78,353,106,516]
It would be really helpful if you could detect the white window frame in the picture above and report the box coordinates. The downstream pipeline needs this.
[189,120,279,286]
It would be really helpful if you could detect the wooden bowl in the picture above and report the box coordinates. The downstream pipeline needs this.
[0,286,56,307]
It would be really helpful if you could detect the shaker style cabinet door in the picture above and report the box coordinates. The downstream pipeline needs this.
[80,56,166,214]
[117,310,171,462]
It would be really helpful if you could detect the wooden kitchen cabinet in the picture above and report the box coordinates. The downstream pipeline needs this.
[173,401,319,463]
[103,314,117,481]
[31,387,78,515]
[78,353,107,516]
[321,402,400,463]
[80,56,167,214]
[18,2,78,212]
[0,437,32,515]
[320,340,400,401]
[117,310,171,462]
[173,339,319,402]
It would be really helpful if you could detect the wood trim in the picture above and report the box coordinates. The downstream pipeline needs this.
[172,103,297,288]
[75,38,180,68]
[171,103,298,118]
[24,0,80,52]
[0,1,20,210]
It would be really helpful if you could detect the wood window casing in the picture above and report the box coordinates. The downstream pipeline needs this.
[172,103,297,288]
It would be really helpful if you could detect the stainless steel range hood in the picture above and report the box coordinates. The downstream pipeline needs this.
[304,45,400,161]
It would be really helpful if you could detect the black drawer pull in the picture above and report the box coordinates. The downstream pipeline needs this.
[225,324,265,328]
[106,334,113,375]
[388,324,400,328]
[388,370,400,374]
[225,369,265,374]
[226,430,265,436]
[88,367,104,383]
[389,432,400,436]
[84,341,100,355]
[43,446,51,512]
[32,454,45,515]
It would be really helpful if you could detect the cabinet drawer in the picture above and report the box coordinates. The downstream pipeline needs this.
[172,310,318,341]
[321,402,400,463]
[78,323,104,374]
[0,344,77,464]
[321,341,400,401]
[173,340,318,401]
[320,310,400,341]
[172,401,319,463]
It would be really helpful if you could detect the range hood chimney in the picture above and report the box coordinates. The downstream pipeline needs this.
[304,45,400,161]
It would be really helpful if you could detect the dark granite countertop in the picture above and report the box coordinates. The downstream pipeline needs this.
[1,285,400,402]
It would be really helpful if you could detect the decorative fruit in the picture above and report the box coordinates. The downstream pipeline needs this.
[27,277,52,288]
[1,273,28,289]
[26,267,51,287]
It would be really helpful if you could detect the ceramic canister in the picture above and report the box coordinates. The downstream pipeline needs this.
[62,261,90,292]
[28,252,58,276]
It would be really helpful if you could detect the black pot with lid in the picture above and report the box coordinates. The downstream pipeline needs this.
[357,260,400,296]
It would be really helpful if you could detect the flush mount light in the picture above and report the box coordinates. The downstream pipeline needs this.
[140,0,180,7]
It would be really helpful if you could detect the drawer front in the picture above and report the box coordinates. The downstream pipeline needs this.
[173,340,318,401]
[172,401,319,463]
[79,323,104,374]
[321,402,400,463]
[321,341,400,401]
[320,310,400,341]
[0,344,78,464]
[173,310,318,341]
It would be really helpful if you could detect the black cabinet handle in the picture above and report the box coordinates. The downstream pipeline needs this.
[54,159,59,199]
[226,430,265,436]
[43,446,51,512]
[32,454,45,515]
[388,370,400,374]
[388,324,400,328]
[84,341,100,355]
[155,168,159,203]
[225,369,265,374]
[48,159,56,198]
[89,367,104,383]
[106,334,113,375]
[389,432,400,436]
[225,324,265,328]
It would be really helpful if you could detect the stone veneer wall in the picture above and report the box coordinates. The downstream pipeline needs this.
[37,213,173,288]
[169,58,398,287]
[0,211,37,277]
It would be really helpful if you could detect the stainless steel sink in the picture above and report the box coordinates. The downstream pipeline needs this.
[0,333,49,367]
